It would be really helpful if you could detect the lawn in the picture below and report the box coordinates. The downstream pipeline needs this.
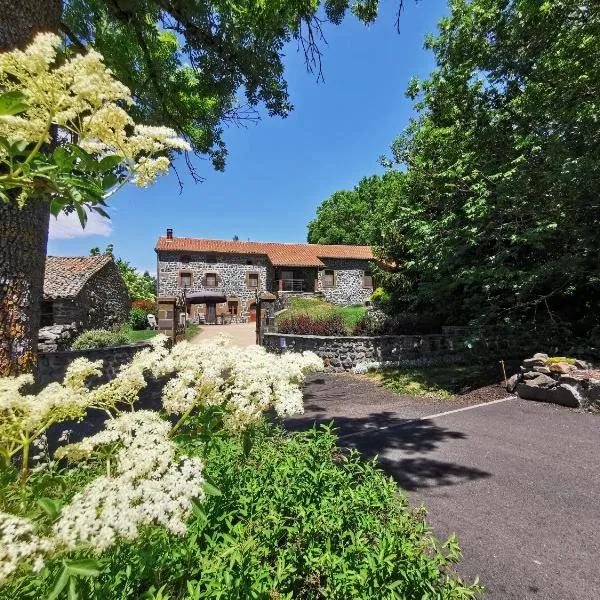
[277,297,367,331]
[121,327,159,342]
[366,363,509,400]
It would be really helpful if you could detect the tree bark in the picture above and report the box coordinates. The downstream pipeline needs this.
[0,0,62,376]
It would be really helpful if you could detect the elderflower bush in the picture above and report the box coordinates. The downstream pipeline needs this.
[0,335,323,585]
[0,33,190,217]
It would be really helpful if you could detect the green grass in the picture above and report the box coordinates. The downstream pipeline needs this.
[278,297,367,331]
[119,327,158,342]
[185,322,199,341]
[366,364,505,399]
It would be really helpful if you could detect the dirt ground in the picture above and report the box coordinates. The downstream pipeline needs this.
[189,322,257,347]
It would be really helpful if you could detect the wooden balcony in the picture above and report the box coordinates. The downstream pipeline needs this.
[277,278,306,292]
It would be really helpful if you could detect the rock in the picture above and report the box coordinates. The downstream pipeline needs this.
[552,384,582,408]
[525,373,556,388]
[506,373,520,393]
[574,359,592,370]
[550,362,576,374]
[523,358,547,368]
[523,371,541,380]
[558,374,580,386]
[517,382,552,402]
[533,353,549,361]
[533,366,552,375]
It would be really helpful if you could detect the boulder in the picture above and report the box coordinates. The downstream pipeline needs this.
[550,362,576,374]
[552,384,583,408]
[525,373,556,388]
[523,371,541,380]
[533,366,552,375]
[574,359,592,370]
[517,382,552,402]
[523,357,547,368]
[506,373,520,393]
[533,353,549,361]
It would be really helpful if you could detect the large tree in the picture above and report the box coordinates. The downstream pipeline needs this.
[376,0,600,335]
[307,170,405,246]
[0,0,401,375]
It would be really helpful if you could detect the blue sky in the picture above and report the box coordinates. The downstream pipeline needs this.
[48,0,449,274]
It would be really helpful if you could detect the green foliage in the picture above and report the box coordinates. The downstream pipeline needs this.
[279,297,367,332]
[547,357,576,365]
[128,307,149,331]
[307,171,405,245]
[0,423,480,598]
[370,287,390,305]
[71,329,130,350]
[63,0,392,173]
[185,323,199,342]
[118,326,158,343]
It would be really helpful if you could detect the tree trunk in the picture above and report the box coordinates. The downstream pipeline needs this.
[0,0,62,376]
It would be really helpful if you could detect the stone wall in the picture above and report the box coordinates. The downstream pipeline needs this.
[38,323,78,352]
[262,332,465,372]
[317,258,373,305]
[158,250,270,316]
[36,343,150,388]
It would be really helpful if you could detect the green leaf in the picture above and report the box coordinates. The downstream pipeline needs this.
[98,154,124,173]
[0,90,28,116]
[75,203,87,227]
[67,577,78,600]
[101,173,118,190]
[37,497,62,521]
[64,559,102,577]
[47,566,70,600]
[202,481,222,497]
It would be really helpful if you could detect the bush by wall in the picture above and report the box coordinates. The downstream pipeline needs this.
[277,313,348,336]
[128,307,150,330]
[71,329,130,350]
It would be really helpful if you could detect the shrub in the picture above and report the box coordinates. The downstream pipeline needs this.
[131,299,155,314]
[277,313,348,336]
[384,312,442,335]
[353,314,383,336]
[71,329,130,349]
[0,423,479,598]
[128,307,149,330]
[371,286,391,305]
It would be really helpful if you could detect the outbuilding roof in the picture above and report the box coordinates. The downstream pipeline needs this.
[155,236,374,267]
[43,255,114,300]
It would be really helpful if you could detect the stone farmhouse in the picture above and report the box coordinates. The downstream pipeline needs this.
[155,229,375,323]
[39,255,130,351]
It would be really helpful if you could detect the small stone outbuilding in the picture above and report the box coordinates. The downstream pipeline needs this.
[39,256,130,350]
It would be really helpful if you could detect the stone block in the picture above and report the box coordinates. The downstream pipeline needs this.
[533,366,551,375]
[550,362,576,374]
[574,359,592,370]
[526,373,556,388]
[506,373,520,393]
[523,358,547,368]
[517,382,552,402]
[552,384,582,408]
[533,353,549,361]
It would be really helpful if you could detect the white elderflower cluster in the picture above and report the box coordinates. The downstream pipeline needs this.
[54,411,204,551]
[0,32,190,192]
[161,336,323,430]
[0,512,53,582]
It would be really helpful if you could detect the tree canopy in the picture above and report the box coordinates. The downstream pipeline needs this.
[310,0,600,341]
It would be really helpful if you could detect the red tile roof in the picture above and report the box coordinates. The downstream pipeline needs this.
[155,237,374,267]
[44,255,113,299]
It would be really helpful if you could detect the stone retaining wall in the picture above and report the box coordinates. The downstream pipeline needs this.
[36,343,151,387]
[262,332,465,371]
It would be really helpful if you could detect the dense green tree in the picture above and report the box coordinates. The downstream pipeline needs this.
[1,0,402,374]
[376,0,600,336]
[308,170,405,245]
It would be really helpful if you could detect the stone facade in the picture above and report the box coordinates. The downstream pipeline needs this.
[43,257,130,335]
[317,258,373,305]
[157,249,374,317]
[38,323,78,352]
[36,343,150,388]
[262,332,466,372]
[158,250,271,317]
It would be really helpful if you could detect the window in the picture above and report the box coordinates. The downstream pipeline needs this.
[322,270,335,288]
[247,273,259,288]
[180,254,191,264]
[246,259,254,265]
[228,300,239,315]
[40,300,54,327]
[205,272,217,287]
[179,271,192,288]
[206,254,217,264]
[362,270,373,288]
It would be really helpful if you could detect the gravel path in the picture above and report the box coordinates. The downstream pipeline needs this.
[189,322,256,347]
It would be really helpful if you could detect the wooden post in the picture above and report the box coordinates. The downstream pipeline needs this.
[255,295,262,345]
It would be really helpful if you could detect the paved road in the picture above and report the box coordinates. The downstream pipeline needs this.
[190,322,256,347]
[287,374,600,600]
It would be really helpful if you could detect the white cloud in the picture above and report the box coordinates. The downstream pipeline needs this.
[49,210,112,239]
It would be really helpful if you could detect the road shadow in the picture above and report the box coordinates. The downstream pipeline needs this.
[285,411,490,491]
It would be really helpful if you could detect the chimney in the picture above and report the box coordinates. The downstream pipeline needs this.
[166,228,173,241]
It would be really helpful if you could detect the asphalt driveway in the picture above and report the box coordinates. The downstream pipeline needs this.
[286,373,600,600]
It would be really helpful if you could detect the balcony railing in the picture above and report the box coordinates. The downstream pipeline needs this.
[277,279,305,292]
